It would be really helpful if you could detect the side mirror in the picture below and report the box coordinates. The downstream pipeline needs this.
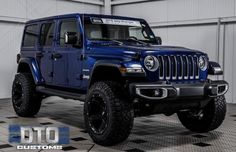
[65,32,77,45]
[155,36,162,45]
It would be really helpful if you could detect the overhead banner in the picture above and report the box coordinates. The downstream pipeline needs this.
[91,18,141,27]
[102,18,141,27]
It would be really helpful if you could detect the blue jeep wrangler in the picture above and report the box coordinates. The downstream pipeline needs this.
[12,13,228,146]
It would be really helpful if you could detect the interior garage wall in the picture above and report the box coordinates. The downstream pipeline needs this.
[0,0,102,98]
[112,0,236,103]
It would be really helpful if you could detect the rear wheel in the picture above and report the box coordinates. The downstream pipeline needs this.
[12,73,42,117]
[177,95,226,133]
[84,81,134,146]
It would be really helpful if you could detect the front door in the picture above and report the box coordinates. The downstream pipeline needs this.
[53,18,83,88]
[39,21,55,84]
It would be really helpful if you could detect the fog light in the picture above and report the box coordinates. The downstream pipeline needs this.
[154,89,161,96]
[210,86,218,95]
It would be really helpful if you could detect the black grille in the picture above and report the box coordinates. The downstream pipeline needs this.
[158,55,200,80]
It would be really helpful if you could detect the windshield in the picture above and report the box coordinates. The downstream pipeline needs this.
[84,17,157,44]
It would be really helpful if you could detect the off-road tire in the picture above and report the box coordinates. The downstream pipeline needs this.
[177,95,226,133]
[12,73,42,117]
[84,81,134,146]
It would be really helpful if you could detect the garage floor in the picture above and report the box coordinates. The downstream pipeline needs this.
[0,97,236,152]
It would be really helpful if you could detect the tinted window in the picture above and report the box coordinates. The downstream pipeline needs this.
[60,20,78,46]
[23,25,38,47]
[40,22,55,46]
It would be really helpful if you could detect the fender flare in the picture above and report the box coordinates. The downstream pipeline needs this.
[88,60,122,87]
[17,58,44,84]
[208,61,223,75]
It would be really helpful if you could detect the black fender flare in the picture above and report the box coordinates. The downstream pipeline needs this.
[208,61,223,75]
[17,58,44,84]
[88,60,122,87]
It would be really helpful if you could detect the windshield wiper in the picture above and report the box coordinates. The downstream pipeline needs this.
[127,38,150,46]
[111,40,123,45]
[90,39,123,46]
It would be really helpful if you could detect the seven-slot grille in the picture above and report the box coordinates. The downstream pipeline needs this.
[158,55,200,80]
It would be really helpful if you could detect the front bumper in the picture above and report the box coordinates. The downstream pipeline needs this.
[129,80,228,100]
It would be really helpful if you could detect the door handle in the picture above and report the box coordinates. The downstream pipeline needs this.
[52,53,62,59]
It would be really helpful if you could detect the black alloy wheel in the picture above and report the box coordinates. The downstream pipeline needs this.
[12,81,23,109]
[87,93,109,134]
[84,81,134,146]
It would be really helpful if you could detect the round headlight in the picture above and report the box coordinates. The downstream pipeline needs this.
[198,56,208,71]
[144,55,159,71]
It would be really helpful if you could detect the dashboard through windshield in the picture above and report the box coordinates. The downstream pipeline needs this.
[84,17,157,44]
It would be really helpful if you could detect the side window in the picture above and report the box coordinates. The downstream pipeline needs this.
[23,24,38,47]
[60,20,78,47]
[40,22,55,46]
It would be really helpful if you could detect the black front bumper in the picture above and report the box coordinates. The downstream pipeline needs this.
[129,80,228,101]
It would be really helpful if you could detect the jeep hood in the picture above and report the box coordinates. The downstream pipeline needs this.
[88,42,206,58]
[120,44,204,54]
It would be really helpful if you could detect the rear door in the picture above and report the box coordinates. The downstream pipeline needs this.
[39,21,55,84]
[53,18,83,87]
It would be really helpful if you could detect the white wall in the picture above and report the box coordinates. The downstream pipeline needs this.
[112,0,236,103]
[0,0,102,98]
[0,22,23,98]
[224,24,236,104]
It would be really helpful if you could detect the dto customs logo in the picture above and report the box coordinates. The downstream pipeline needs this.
[9,125,70,150]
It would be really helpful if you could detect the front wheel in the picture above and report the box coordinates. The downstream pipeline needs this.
[177,95,226,133]
[84,81,134,146]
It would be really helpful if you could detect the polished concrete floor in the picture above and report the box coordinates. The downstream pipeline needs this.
[0,97,236,152]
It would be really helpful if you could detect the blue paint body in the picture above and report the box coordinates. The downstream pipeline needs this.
[18,13,209,93]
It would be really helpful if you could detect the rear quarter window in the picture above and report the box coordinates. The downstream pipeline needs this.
[22,24,38,47]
